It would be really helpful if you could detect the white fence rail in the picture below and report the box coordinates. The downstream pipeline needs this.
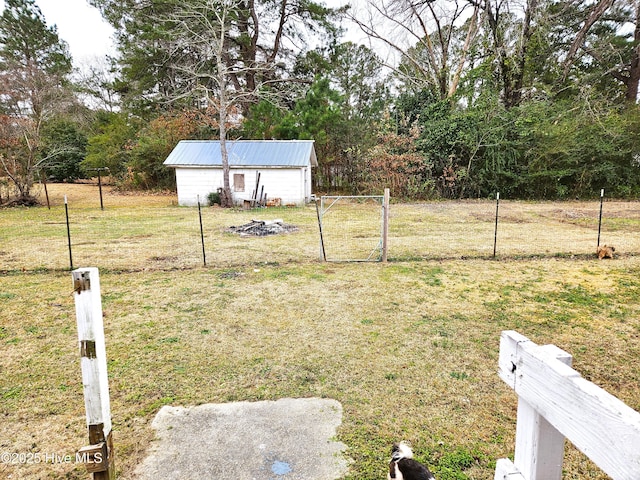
[495,330,640,480]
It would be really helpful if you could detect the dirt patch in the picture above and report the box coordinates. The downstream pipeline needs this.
[149,255,179,262]
[470,212,529,223]
[546,208,590,219]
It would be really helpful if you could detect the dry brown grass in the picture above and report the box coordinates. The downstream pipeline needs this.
[389,200,640,260]
[37,181,177,208]
[5,184,640,273]
[1,183,322,271]
[1,186,639,479]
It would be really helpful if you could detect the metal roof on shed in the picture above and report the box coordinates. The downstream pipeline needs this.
[163,140,317,168]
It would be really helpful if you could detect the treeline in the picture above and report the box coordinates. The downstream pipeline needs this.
[1,0,639,205]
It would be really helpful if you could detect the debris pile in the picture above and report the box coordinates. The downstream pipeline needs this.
[227,219,298,237]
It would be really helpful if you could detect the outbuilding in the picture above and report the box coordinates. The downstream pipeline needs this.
[163,140,317,206]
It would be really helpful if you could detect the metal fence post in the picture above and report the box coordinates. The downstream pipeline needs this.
[597,188,604,247]
[197,195,207,266]
[382,188,390,262]
[65,195,73,270]
[493,192,500,258]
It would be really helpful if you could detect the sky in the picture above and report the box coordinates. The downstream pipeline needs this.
[0,0,116,65]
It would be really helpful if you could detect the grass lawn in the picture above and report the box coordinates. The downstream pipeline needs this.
[1,185,639,479]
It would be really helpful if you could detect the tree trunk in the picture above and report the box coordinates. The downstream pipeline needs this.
[448,4,479,98]
[218,55,233,208]
[219,126,233,208]
[483,0,537,108]
[626,2,640,103]
[561,0,615,82]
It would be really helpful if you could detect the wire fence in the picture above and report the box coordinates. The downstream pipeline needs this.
[2,188,639,272]
[0,202,320,272]
[319,196,385,262]
[393,199,640,260]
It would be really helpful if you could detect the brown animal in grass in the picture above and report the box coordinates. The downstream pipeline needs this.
[597,245,615,260]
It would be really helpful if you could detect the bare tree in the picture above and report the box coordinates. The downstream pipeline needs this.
[350,0,479,99]
[74,56,120,112]
[153,0,342,206]
[0,0,74,204]
[91,0,341,115]
[0,56,75,203]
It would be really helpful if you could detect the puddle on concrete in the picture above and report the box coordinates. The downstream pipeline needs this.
[271,460,292,475]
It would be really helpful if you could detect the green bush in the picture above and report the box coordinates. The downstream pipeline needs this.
[207,191,221,206]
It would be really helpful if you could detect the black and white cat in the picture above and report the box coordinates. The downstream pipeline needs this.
[388,442,436,480]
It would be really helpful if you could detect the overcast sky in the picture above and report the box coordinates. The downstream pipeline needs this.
[0,0,115,65]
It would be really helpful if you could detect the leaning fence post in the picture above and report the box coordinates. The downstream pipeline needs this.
[197,195,207,266]
[315,199,326,262]
[65,195,73,270]
[72,267,115,480]
[597,188,605,247]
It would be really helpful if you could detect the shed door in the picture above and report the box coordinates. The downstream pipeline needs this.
[234,173,245,192]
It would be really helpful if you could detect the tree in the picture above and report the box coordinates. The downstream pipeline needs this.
[0,0,73,204]
[323,43,389,190]
[40,119,87,182]
[83,111,137,178]
[519,95,640,198]
[90,0,343,115]
[329,42,389,123]
[560,0,616,80]
[241,99,288,139]
[75,56,121,112]
[284,43,389,190]
[351,0,479,99]
[128,109,217,189]
[158,0,255,206]
[360,120,433,198]
[627,1,640,102]
[91,0,343,205]
[552,0,640,103]
[470,0,541,108]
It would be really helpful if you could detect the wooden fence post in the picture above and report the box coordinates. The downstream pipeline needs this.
[512,343,572,480]
[382,188,390,262]
[496,330,640,480]
[72,267,115,480]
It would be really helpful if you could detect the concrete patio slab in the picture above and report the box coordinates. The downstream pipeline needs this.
[131,397,350,480]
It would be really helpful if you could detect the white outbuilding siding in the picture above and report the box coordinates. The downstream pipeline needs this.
[175,166,312,206]
[173,168,218,206]
[164,140,317,207]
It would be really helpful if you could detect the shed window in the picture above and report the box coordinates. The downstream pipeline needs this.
[234,174,245,192]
